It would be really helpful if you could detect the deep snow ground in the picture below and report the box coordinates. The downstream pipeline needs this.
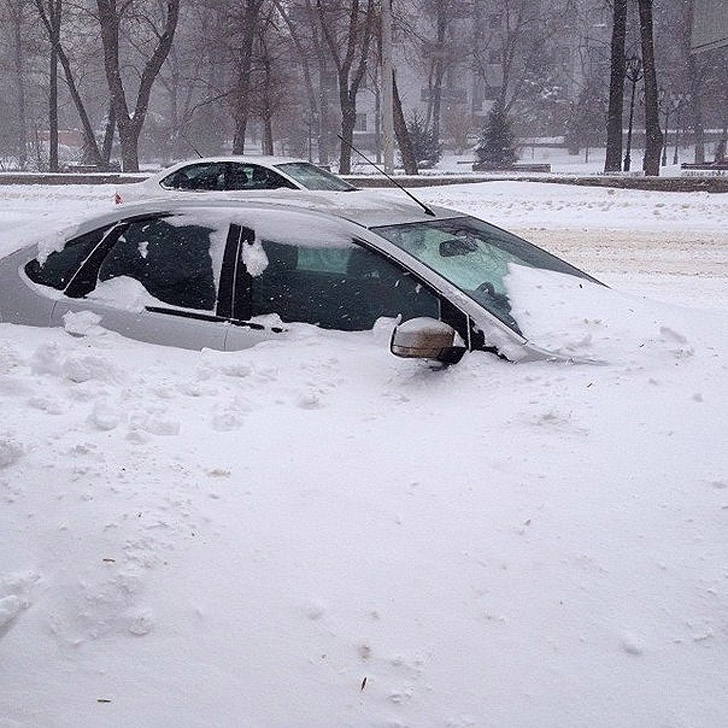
[1,181,727,727]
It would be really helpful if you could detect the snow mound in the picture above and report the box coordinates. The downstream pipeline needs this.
[0,572,39,634]
[504,265,722,364]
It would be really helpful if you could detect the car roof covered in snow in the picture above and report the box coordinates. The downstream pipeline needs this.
[52,190,461,243]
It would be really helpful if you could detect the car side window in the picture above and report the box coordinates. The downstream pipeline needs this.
[251,239,439,330]
[161,163,226,191]
[97,219,218,311]
[222,164,296,191]
[25,227,112,290]
[224,164,250,190]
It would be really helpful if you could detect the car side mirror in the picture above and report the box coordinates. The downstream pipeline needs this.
[390,317,466,364]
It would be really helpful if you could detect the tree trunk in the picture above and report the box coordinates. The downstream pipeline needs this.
[48,0,60,172]
[10,1,28,167]
[430,4,447,149]
[318,72,333,166]
[605,0,627,172]
[116,118,140,171]
[231,1,262,154]
[260,35,274,156]
[262,117,274,155]
[338,89,356,174]
[101,102,115,164]
[638,0,663,176]
[393,72,418,175]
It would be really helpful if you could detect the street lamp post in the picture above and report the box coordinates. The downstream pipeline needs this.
[672,93,686,166]
[623,55,643,173]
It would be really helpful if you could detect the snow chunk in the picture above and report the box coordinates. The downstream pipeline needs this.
[621,633,645,656]
[242,235,269,277]
[86,277,158,312]
[62,354,114,384]
[128,411,181,436]
[89,401,122,431]
[62,310,104,336]
[0,437,23,469]
[0,571,40,631]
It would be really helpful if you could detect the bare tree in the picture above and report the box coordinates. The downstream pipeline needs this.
[157,0,234,159]
[1,0,30,167]
[471,0,571,116]
[273,0,321,160]
[34,0,110,168]
[96,0,180,171]
[316,0,376,173]
[252,11,292,156]
[638,0,662,175]
[421,0,458,148]
[224,0,266,154]
[288,0,341,166]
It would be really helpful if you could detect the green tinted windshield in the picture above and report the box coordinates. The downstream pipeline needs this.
[274,162,356,191]
[372,216,599,333]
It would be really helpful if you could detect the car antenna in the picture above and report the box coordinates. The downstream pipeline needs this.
[337,134,436,217]
[180,131,203,158]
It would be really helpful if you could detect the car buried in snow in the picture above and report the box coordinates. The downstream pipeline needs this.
[0,191,602,363]
[113,156,357,204]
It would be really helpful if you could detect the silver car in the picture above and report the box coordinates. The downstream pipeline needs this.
[0,192,600,363]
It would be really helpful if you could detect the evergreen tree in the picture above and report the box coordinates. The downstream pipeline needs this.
[475,103,517,170]
[564,85,606,156]
[406,110,442,167]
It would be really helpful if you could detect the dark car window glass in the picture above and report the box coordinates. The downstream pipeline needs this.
[25,226,112,290]
[160,163,227,191]
[97,219,217,310]
[251,239,438,331]
[225,164,296,191]
[274,162,355,191]
[372,216,599,333]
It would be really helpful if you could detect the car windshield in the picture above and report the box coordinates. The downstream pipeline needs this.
[274,162,356,191]
[372,216,599,334]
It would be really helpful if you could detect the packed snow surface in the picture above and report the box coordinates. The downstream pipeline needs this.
[1,181,727,727]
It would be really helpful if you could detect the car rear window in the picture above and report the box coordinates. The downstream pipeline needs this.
[25,227,111,290]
